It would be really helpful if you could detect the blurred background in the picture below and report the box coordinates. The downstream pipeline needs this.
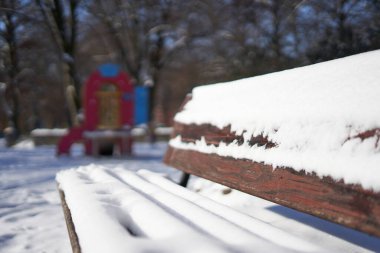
[0,0,379,139]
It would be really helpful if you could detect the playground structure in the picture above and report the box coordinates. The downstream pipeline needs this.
[57,64,148,156]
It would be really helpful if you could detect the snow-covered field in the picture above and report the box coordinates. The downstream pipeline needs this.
[1,139,379,252]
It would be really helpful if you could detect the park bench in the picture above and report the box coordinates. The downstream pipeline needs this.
[31,128,68,146]
[57,51,380,252]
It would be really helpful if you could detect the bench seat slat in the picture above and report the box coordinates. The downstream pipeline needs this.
[58,167,319,252]
[57,168,230,253]
[57,167,321,252]
[115,169,322,252]
[137,170,320,252]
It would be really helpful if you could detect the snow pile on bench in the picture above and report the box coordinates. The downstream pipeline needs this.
[56,166,321,253]
[172,50,380,191]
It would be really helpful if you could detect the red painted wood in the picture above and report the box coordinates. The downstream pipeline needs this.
[57,67,134,156]
[165,96,380,237]
[164,146,380,237]
[172,122,276,148]
[84,70,134,129]
[346,128,380,148]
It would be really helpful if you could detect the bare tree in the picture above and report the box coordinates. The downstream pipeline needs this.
[302,0,380,62]
[1,0,379,134]
[0,0,24,136]
[87,0,184,125]
[35,0,81,126]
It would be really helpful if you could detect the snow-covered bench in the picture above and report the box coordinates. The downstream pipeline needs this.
[57,51,380,252]
[165,50,380,238]
[31,128,68,146]
[58,167,323,253]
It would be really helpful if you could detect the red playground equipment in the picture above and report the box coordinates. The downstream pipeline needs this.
[57,64,134,156]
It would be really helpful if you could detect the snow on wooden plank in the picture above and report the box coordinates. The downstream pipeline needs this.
[172,50,380,192]
[112,168,307,252]
[137,170,321,252]
[165,50,380,237]
[56,166,227,253]
[57,166,308,253]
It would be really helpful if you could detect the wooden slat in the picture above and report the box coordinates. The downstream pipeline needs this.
[166,96,380,237]
[172,122,276,148]
[164,146,380,237]
[59,188,81,253]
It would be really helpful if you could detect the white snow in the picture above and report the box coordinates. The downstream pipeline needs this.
[83,130,131,138]
[1,140,380,252]
[57,166,296,253]
[137,169,320,252]
[173,50,380,191]
[131,127,148,136]
[154,127,173,136]
[30,129,68,137]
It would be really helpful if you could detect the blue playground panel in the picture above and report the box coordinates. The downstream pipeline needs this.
[98,63,149,124]
[134,86,150,124]
[98,64,120,78]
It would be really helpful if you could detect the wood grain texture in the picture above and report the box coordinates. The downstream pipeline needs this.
[168,96,380,237]
[164,146,380,237]
[59,188,81,253]
[172,122,276,148]
[173,95,275,148]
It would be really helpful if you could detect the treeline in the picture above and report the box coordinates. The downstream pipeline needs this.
[0,0,379,136]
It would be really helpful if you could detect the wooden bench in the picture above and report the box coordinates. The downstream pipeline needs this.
[59,166,330,253]
[164,97,380,236]
[164,95,380,237]
[58,51,380,252]
[31,128,68,146]
[57,96,380,252]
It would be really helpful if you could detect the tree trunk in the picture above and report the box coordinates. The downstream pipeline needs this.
[62,62,78,127]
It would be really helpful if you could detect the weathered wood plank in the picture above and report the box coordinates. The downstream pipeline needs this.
[58,188,81,253]
[172,122,276,148]
[168,96,380,237]
[164,146,380,237]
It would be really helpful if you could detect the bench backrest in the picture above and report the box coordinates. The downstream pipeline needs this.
[164,95,380,238]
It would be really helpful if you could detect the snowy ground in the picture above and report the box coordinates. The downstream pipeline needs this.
[1,139,379,252]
